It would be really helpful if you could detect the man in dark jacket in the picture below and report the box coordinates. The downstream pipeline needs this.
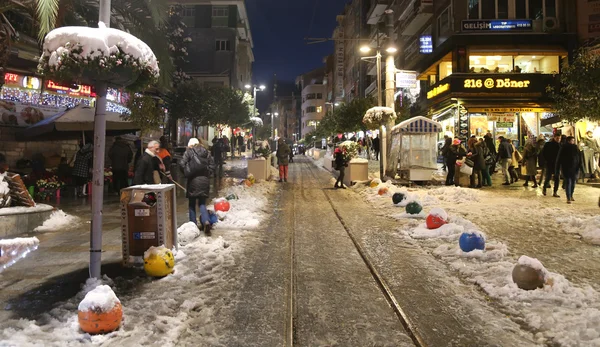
[109,137,133,193]
[556,136,580,204]
[484,132,497,174]
[182,138,214,234]
[542,134,561,197]
[444,138,466,186]
[497,136,514,185]
[133,141,160,185]
[334,147,347,188]
[236,134,244,156]
[441,136,451,171]
[372,135,380,160]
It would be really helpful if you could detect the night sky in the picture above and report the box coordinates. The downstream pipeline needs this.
[246,0,349,85]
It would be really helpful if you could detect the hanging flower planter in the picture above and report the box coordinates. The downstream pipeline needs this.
[362,106,397,129]
[38,22,159,91]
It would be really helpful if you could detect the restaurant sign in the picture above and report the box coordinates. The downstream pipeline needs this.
[46,80,93,97]
[469,108,548,113]
[0,100,63,127]
[4,73,42,90]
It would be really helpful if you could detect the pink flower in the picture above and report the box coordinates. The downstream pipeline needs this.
[116,59,122,65]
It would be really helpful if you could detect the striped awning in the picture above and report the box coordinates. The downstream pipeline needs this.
[392,116,442,134]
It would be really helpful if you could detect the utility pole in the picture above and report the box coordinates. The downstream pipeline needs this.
[383,9,396,178]
[90,0,111,279]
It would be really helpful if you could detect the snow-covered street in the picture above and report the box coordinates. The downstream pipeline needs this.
[0,157,599,346]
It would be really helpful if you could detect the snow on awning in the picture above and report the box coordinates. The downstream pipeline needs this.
[392,116,442,134]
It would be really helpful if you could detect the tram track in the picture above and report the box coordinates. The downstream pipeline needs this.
[295,160,426,347]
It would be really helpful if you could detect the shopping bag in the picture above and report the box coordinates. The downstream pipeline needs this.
[460,164,473,175]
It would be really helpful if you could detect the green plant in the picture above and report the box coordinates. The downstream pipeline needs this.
[122,94,165,137]
[338,141,359,161]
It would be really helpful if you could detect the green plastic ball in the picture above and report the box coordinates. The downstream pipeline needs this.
[405,201,423,215]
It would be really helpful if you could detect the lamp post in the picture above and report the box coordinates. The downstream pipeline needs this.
[266,111,279,150]
[245,84,266,158]
[360,9,397,180]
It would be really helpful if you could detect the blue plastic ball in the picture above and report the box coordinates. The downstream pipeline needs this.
[459,232,485,252]
[392,192,406,205]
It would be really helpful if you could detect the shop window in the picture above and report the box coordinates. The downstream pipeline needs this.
[316,106,323,113]
[316,93,323,99]
[439,62,453,80]
[468,0,479,19]
[469,55,513,73]
[212,5,229,27]
[514,55,559,74]
[429,75,437,85]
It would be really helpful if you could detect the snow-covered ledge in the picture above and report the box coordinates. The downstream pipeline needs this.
[344,158,369,186]
[0,204,54,237]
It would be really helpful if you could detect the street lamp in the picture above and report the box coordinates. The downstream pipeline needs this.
[266,111,279,150]
[245,84,266,158]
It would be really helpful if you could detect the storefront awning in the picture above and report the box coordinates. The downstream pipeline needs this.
[392,116,443,134]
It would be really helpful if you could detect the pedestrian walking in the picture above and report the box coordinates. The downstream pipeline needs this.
[468,139,483,188]
[108,136,133,193]
[372,135,380,160]
[556,136,580,204]
[445,138,466,186]
[133,140,161,185]
[72,141,93,197]
[522,138,539,188]
[484,132,497,175]
[441,136,451,171]
[276,138,291,182]
[509,141,521,183]
[536,136,547,185]
[211,137,224,177]
[156,136,172,184]
[334,147,347,189]
[182,138,215,234]
[542,133,561,197]
[236,133,244,156]
[474,140,492,187]
[497,137,514,185]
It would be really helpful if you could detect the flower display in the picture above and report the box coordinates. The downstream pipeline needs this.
[104,168,113,183]
[338,141,359,162]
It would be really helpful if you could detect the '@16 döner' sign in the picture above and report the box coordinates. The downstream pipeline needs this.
[463,78,531,89]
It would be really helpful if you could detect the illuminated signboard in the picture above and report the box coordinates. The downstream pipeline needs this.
[419,35,432,54]
[396,70,417,88]
[4,73,41,90]
[46,80,93,96]
[461,19,533,32]
[427,83,449,99]
[4,73,19,84]
[463,78,531,89]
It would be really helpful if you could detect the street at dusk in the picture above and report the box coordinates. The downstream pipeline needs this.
[1,0,600,346]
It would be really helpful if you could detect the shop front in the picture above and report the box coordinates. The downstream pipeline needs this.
[426,73,556,148]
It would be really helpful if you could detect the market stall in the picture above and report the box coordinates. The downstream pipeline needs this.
[390,116,442,182]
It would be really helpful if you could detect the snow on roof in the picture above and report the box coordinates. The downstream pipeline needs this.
[392,116,442,134]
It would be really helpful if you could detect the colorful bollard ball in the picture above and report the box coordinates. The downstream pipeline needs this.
[215,199,231,212]
[78,285,123,334]
[426,207,448,229]
[458,231,486,252]
[392,192,406,205]
[405,201,423,215]
[378,187,389,196]
[143,246,175,277]
[512,256,546,290]
[226,193,238,201]
[208,210,219,224]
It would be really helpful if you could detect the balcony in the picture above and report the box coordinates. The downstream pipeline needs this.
[398,0,433,37]
[367,0,389,25]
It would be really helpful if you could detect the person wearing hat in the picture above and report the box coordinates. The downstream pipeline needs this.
[444,138,466,186]
[182,138,215,234]
[333,147,347,189]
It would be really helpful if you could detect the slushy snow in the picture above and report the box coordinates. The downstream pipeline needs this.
[177,222,201,246]
[34,210,79,232]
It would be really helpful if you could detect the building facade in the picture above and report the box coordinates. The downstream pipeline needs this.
[296,67,327,138]
[394,0,577,147]
[173,0,254,89]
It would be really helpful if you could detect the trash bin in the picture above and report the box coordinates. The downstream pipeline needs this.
[120,184,177,266]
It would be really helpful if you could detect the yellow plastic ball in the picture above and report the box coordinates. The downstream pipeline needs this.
[370,181,379,188]
[143,247,175,277]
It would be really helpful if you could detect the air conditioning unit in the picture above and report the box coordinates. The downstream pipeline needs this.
[543,17,559,32]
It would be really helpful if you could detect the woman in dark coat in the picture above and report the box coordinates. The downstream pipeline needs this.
[522,139,539,188]
[182,138,215,233]
[556,136,581,204]
[474,140,492,187]
[444,139,466,186]
[72,141,93,197]
[334,147,347,189]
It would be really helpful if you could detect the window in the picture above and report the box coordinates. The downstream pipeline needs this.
[212,5,229,27]
[437,6,451,36]
[516,0,527,18]
[306,106,317,113]
[514,55,559,73]
[468,0,479,19]
[216,39,231,51]
[316,106,323,113]
[316,93,323,99]
[469,0,553,19]
[481,0,495,19]
[439,62,453,80]
[306,93,317,100]
[498,0,509,18]
[469,55,513,73]
[468,54,561,74]
[181,5,195,17]
[529,0,543,19]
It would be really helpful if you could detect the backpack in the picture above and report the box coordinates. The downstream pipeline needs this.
[184,149,210,178]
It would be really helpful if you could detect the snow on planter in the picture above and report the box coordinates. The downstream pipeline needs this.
[143,245,175,277]
[250,117,263,127]
[362,106,396,129]
[39,22,159,90]
[512,255,548,291]
[34,209,79,232]
[78,284,123,334]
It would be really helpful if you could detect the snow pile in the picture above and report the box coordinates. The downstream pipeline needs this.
[177,222,201,246]
[556,215,600,245]
[78,285,120,313]
[427,186,481,203]
[362,106,396,128]
[213,182,276,230]
[428,207,448,220]
[34,210,80,232]
[0,173,9,195]
[0,236,40,272]
[143,245,170,260]
[517,255,549,280]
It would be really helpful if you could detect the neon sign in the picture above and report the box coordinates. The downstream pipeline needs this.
[4,73,19,83]
[427,84,449,99]
[463,78,531,89]
[46,80,92,96]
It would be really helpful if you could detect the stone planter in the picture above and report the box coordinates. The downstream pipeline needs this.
[248,158,269,181]
[323,155,334,171]
[344,161,368,186]
[313,149,323,160]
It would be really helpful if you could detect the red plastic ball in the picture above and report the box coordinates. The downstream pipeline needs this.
[426,214,447,230]
[215,200,231,212]
[378,187,388,196]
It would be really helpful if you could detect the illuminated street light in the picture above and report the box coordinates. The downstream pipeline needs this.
[259,85,266,90]
[385,46,398,54]
[360,45,371,53]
